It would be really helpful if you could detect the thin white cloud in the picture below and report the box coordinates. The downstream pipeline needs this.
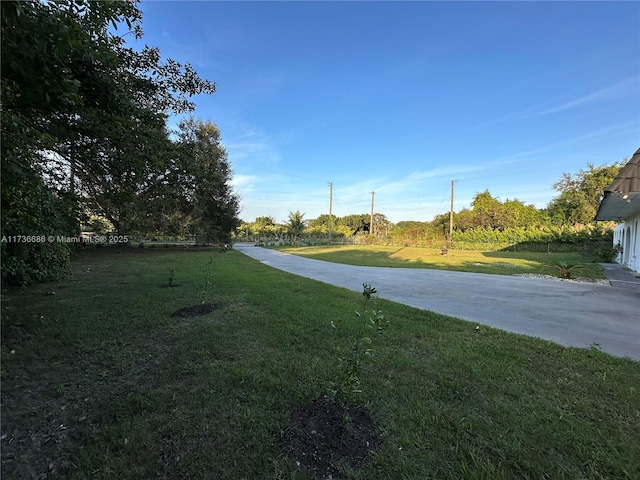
[514,76,638,120]
[225,123,282,166]
[376,165,487,196]
[551,122,639,147]
[230,174,258,191]
[235,119,639,224]
[475,76,640,129]
[469,122,638,170]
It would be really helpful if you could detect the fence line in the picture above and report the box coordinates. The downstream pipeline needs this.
[128,235,222,246]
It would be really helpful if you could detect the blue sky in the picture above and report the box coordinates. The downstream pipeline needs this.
[136,1,639,224]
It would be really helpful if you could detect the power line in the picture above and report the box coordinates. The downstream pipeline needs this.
[370,191,375,235]
[449,180,455,239]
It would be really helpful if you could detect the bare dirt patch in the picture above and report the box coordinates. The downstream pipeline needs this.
[171,303,220,318]
[284,395,383,479]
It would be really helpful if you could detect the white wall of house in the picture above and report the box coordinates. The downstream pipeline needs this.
[613,212,640,273]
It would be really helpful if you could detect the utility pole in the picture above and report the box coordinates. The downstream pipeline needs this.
[370,191,375,235]
[328,182,333,243]
[449,180,455,239]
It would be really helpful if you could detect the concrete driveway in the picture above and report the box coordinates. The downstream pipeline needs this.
[234,243,640,361]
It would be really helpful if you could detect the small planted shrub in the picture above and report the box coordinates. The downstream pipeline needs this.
[200,256,214,304]
[331,283,389,402]
[550,261,585,279]
[285,284,389,478]
[593,244,621,263]
[160,269,179,288]
[171,257,218,318]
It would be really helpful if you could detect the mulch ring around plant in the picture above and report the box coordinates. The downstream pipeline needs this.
[284,395,383,479]
[171,303,220,318]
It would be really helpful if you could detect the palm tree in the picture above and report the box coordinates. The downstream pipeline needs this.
[286,211,306,241]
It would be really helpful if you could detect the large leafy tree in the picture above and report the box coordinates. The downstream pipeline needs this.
[548,162,624,225]
[51,3,215,237]
[371,212,392,236]
[77,122,178,236]
[308,214,337,230]
[338,214,370,234]
[501,199,543,228]
[252,216,278,239]
[0,0,110,284]
[388,221,434,246]
[430,191,542,234]
[173,118,240,242]
[470,190,506,229]
[1,0,218,284]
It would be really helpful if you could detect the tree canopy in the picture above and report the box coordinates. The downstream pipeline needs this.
[172,118,240,242]
[1,0,237,285]
[547,162,624,225]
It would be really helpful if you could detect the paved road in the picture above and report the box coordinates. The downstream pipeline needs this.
[234,243,640,361]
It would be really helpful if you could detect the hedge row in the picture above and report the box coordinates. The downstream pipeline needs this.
[451,225,613,245]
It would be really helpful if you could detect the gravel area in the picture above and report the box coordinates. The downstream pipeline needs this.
[513,273,611,286]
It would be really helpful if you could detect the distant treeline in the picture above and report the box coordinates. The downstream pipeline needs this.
[237,181,622,261]
[389,223,615,257]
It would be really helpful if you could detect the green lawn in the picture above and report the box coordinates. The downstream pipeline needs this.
[1,248,637,479]
[274,244,607,278]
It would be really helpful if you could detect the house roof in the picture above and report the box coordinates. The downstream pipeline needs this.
[595,147,640,221]
[604,147,640,194]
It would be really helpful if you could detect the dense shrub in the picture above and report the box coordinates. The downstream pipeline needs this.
[1,162,75,286]
[448,225,613,254]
